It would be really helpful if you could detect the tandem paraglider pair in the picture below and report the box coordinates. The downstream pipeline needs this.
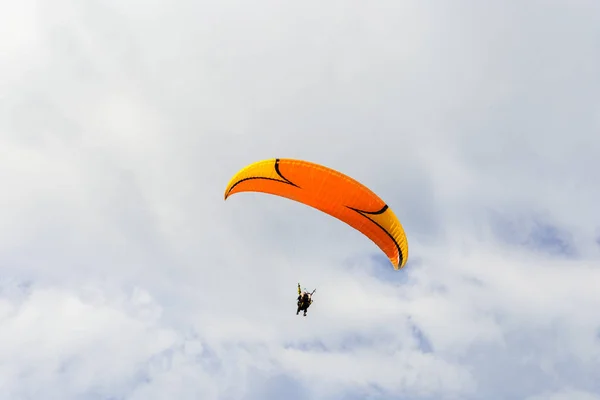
[297,283,315,316]
[224,158,410,317]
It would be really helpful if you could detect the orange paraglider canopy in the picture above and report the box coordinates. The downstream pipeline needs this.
[224,158,408,269]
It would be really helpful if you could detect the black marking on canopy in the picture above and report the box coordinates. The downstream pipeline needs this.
[346,204,404,267]
[225,158,301,198]
[274,158,300,188]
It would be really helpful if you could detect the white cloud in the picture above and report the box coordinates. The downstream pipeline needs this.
[527,389,600,400]
[0,0,599,399]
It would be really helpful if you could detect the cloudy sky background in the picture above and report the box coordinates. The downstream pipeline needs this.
[1,0,600,399]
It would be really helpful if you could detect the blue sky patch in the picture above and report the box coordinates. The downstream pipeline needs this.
[488,210,577,258]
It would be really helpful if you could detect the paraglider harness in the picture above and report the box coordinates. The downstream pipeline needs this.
[297,283,316,316]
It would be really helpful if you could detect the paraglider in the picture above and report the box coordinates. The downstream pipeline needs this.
[297,283,315,317]
[223,158,409,269]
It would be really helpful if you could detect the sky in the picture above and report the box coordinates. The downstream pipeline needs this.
[1,0,600,399]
